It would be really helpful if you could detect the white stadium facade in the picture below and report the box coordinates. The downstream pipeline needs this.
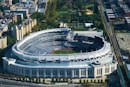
[3,28,116,78]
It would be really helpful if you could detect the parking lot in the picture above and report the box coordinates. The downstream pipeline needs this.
[116,33,130,55]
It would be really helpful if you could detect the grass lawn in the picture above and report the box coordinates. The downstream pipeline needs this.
[54,49,78,54]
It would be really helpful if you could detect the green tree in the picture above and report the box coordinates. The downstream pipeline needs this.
[12,0,19,4]
[8,22,16,30]
[57,0,67,10]
[0,5,3,12]
[7,36,16,45]
[62,13,71,23]
[0,49,6,58]
[94,2,99,14]
[30,12,45,21]
[45,0,58,23]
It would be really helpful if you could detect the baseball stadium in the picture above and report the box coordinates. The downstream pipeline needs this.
[3,28,116,78]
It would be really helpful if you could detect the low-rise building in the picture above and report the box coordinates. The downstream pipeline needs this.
[84,23,93,28]
[38,0,48,14]
[125,17,130,29]
[120,4,130,17]
[106,9,116,20]
[27,4,38,14]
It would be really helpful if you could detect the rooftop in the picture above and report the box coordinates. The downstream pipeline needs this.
[125,17,130,23]
[15,8,28,11]
[107,14,116,19]
[0,18,11,31]
[126,64,130,71]
[123,56,130,71]
[73,31,103,37]
[120,4,130,13]
[106,9,114,14]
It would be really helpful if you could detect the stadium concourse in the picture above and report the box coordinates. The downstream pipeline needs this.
[3,28,116,78]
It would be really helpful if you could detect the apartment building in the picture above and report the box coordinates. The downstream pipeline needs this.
[12,19,37,41]
[11,9,29,18]
[0,36,7,49]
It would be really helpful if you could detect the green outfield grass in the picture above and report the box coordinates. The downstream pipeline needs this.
[54,49,78,54]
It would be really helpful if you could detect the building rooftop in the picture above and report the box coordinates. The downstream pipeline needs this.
[73,31,103,37]
[84,23,93,27]
[39,0,48,3]
[125,17,130,23]
[126,64,130,71]
[123,56,130,71]
[120,4,130,13]
[15,8,28,11]
[38,8,44,13]
[107,14,116,19]
[106,9,114,14]
[0,18,11,31]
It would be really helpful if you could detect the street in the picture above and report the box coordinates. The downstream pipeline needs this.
[0,78,82,87]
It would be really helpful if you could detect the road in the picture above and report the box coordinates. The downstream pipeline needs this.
[98,0,130,87]
[0,78,82,87]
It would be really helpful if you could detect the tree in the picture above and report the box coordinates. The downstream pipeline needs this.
[57,0,67,8]
[45,0,58,23]
[0,5,3,12]
[62,13,71,23]
[8,22,16,30]
[94,2,99,14]
[7,36,16,45]
[30,12,45,21]
[12,0,19,4]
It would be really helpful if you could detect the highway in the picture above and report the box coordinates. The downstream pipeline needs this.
[98,0,130,87]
